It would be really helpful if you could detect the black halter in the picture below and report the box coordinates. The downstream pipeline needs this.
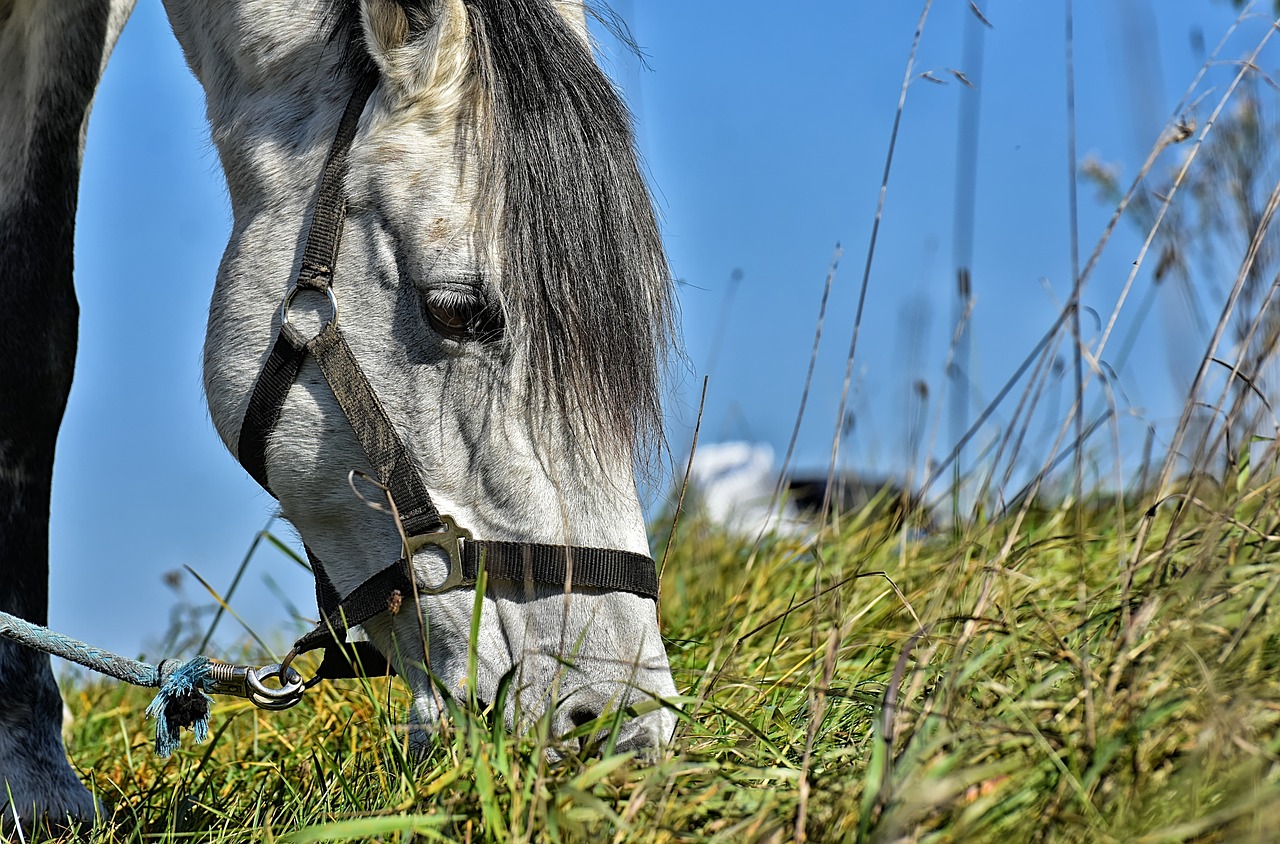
[235,70,659,682]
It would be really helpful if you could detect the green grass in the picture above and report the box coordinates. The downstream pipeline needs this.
[43,483,1280,842]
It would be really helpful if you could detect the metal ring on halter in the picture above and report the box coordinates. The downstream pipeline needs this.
[244,663,306,711]
[405,514,472,595]
[279,283,339,331]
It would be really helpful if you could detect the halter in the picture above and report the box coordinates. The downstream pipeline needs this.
[236,69,659,683]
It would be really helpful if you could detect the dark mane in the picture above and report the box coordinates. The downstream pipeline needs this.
[469,0,673,459]
[331,1,674,458]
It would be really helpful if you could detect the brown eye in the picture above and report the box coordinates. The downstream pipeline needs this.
[426,300,473,332]
[423,290,501,340]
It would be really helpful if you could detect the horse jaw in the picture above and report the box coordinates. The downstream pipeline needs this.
[169,0,678,753]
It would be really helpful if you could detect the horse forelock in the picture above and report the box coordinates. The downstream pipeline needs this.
[331,0,674,463]
[470,0,673,463]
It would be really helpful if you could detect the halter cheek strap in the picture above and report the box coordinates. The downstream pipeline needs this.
[234,69,659,682]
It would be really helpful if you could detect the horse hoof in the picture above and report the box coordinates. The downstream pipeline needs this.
[0,718,100,835]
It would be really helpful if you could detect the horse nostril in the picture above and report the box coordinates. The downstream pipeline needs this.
[552,694,667,759]
[552,695,614,755]
[556,702,607,749]
[566,705,599,730]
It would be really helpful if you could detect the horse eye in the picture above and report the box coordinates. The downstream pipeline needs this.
[426,300,474,333]
[423,291,500,340]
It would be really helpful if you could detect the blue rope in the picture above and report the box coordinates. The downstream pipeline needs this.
[144,657,213,757]
[0,610,213,758]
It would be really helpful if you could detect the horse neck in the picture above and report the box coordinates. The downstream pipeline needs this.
[163,0,356,220]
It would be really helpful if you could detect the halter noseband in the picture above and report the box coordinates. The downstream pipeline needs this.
[235,70,659,682]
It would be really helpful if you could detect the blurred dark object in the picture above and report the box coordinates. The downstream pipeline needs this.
[787,473,931,530]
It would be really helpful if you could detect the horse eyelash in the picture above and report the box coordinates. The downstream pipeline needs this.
[423,286,481,308]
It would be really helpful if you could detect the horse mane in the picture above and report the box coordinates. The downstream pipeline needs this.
[330,0,674,460]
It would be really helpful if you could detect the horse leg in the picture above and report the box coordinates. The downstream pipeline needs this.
[0,0,135,831]
[0,284,93,832]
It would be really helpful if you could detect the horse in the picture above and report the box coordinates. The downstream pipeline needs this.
[0,0,678,830]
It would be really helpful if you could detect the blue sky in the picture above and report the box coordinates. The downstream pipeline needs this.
[54,0,1276,658]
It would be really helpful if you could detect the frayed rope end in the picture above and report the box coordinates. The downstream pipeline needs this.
[145,657,214,758]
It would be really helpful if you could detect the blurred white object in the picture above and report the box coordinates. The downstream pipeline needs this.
[688,442,804,535]
[686,442,930,537]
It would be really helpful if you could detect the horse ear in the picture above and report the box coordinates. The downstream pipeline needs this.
[361,0,472,102]
[362,0,411,57]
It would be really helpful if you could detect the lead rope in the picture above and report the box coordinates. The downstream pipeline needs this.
[0,609,303,757]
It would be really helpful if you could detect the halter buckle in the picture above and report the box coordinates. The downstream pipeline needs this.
[405,514,473,595]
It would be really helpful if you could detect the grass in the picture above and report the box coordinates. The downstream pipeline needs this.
[38,481,1280,843]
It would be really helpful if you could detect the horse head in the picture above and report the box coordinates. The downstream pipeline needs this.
[166,0,678,754]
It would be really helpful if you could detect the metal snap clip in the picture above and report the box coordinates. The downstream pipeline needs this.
[205,660,306,711]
